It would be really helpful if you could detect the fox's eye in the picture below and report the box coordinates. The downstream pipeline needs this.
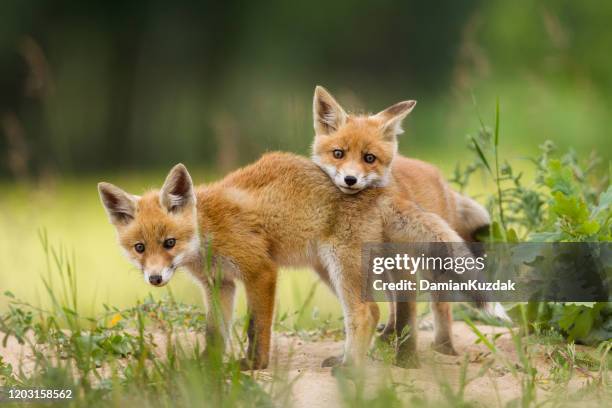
[134,243,145,253]
[364,153,376,164]
[333,149,344,159]
[163,238,176,249]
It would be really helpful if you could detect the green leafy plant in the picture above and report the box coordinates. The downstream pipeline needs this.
[455,101,611,345]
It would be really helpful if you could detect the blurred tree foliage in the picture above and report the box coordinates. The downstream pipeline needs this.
[0,0,610,179]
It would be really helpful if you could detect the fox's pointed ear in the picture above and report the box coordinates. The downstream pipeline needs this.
[160,163,195,213]
[313,85,347,135]
[98,182,137,226]
[374,100,416,141]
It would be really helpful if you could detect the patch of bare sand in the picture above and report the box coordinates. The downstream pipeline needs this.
[1,335,39,376]
[257,321,602,408]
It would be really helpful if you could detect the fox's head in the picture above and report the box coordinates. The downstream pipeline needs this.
[98,164,200,287]
[311,86,416,194]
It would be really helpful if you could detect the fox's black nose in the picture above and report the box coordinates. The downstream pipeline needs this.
[149,275,163,286]
[344,176,357,186]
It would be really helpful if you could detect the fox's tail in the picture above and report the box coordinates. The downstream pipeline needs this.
[452,192,511,322]
[453,192,491,242]
[483,302,511,322]
[435,242,510,322]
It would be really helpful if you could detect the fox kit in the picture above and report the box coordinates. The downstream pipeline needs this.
[99,155,488,369]
[311,86,493,355]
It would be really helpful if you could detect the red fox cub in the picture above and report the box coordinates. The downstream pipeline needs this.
[99,157,487,369]
[311,86,494,355]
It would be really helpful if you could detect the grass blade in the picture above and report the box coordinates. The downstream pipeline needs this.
[471,136,492,175]
[462,313,497,353]
[495,97,500,148]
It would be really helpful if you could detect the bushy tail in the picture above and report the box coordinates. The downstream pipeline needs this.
[483,302,511,322]
[453,192,490,242]
[452,193,512,322]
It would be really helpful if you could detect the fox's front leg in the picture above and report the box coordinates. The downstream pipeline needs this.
[203,278,237,354]
[393,300,420,367]
[240,262,278,370]
[320,245,380,368]
[430,301,457,355]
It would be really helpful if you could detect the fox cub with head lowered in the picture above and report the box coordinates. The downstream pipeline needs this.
[311,86,495,356]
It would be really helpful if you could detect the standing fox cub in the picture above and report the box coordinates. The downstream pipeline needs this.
[99,156,489,369]
[311,86,495,355]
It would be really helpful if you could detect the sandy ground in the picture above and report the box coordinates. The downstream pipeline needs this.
[0,320,604,407]
[260,320,602,408]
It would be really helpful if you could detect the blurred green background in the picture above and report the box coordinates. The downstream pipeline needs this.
[0,1,610,319]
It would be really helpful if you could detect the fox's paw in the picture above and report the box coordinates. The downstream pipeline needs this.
[431,341,458,356]
[321,355,344,368]
[238,357,268,371]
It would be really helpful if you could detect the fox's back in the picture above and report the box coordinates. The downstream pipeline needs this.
[391,155,458,228]
[198,152,386,267]
[221,152,329,193]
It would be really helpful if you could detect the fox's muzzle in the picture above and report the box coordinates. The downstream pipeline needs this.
[143,266,175,287]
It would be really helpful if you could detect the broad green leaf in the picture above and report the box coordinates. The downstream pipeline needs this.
[576,219,600,235]
[568,310,594,340]
[558,305,579,331]
[490,221,505,242]
[506,228,519,243]
[550,192,589,224]
[558,305,595,341]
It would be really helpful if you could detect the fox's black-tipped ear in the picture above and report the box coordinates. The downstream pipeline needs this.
[98,182,137,226]
[313,85,348,136]
[374,100,417,141]
[160,163,195,213]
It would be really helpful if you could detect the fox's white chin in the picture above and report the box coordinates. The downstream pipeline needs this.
[337,185,363,194]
